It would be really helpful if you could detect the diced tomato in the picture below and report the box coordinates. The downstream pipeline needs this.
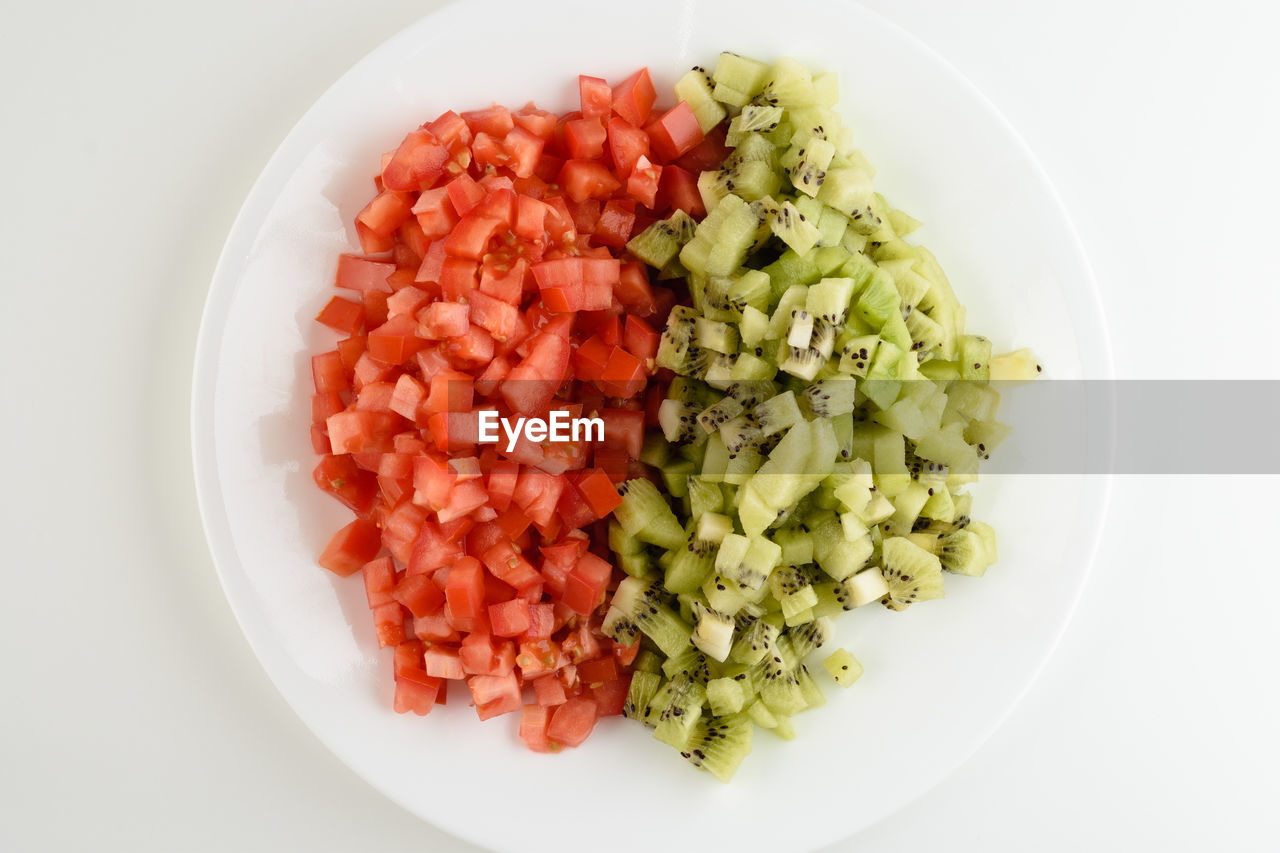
[566,197,602,234]
[547,696,599,747]
[424,369,473,415]
[444,215,502,259]
[599,346,647,398]
[357,190,414,238]
[315,296,365,334]
[311,78,700,752]
[573,335,610,381]
[393,573,446,617]
[645,101,705,163]
[368,314,426,364]
[356,221,394,255]
[387,374,424,421]
[415,610,460,644]
[444,556,486,621]
[513,468,566,527]
[514,104,557,140]
[372,601,406,647]
[623,315,660,362]
[559,159,622,203]
[600,408,645,459]
[594,199,636,248]
[575,468,622,517]
[362,290,390,328]
[481,540,542,590]
[612,636,641,667]
[470,672,522,720]
[462,105,515,137]
[382,130,448,191]
[677,124,730,173]
[440,258,479,301]
[438,478,489,522]
[588,676,630,717]
[363,556,397,608]
[414,240,446,284]
[313,455,379,516]
[412,187,459,238]
[425,645,465,680]
[501,332,570,414]
[475,187,517,227]
[578,75,612,118]
[533,675,567,707]
[313,393,345,428]
[658,164,705,217]
[626,155,662,209]
[470,131,508,171]
[489,599,532,637]
[408,522,461,577]
[514,195,549,241]
[394,671,442,715]
[326,410,398,454]
[606,117,650,177]
[577,656,619,687]
[467,291,520,341]
[386,285,431,318]
[565,116,607,160]
[521,603,555,641]
[616,261,656,316]
[611,68,657,127]
[311,351,348,394]
[318,519,382,577]
[443,324,494,367]
[428,110,473,150]
[445,173,487,216]
[562,551,612,615]
[516,638,560,676]
[460,632,516,677]
[417,301,469,340]
[518,704,555,752]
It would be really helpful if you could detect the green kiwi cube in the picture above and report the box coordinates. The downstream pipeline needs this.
[823,648,863,687]
[707,677,746,716]
[713,52,770,97]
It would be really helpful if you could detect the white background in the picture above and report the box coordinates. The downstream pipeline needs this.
[2,1,1277,850]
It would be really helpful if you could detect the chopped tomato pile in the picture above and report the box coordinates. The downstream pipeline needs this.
[307,67,718,752]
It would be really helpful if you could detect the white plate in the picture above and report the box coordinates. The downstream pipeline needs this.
[191,2,1113,850]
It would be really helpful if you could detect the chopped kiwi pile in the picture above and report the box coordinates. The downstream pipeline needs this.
[606,53,1041,782]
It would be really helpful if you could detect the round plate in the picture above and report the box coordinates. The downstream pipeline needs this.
[191,2,1113,849]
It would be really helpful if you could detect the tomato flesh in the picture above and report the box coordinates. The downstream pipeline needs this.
[309,65,723,752]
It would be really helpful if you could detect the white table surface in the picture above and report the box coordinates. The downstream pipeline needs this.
[2,1,1277,850]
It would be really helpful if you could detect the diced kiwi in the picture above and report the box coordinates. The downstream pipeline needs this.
[787,616,833,658]
[713,52,770,98]
[627,211,697,268]
[616,478,685,549]
[625,671,665,724]
[679,713,754,782]
[880,536,945,611]
[822,648,863,687]
[989,348,1043,382]
[653,674,707,748]
[769,200,821,255]
[605,54,1041,782]
[675,67,728,134]
[606,578,693,657]
[938,522,997,576]
[697,396,744,434]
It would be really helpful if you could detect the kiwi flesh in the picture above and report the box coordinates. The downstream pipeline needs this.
[605,53,1039,782]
